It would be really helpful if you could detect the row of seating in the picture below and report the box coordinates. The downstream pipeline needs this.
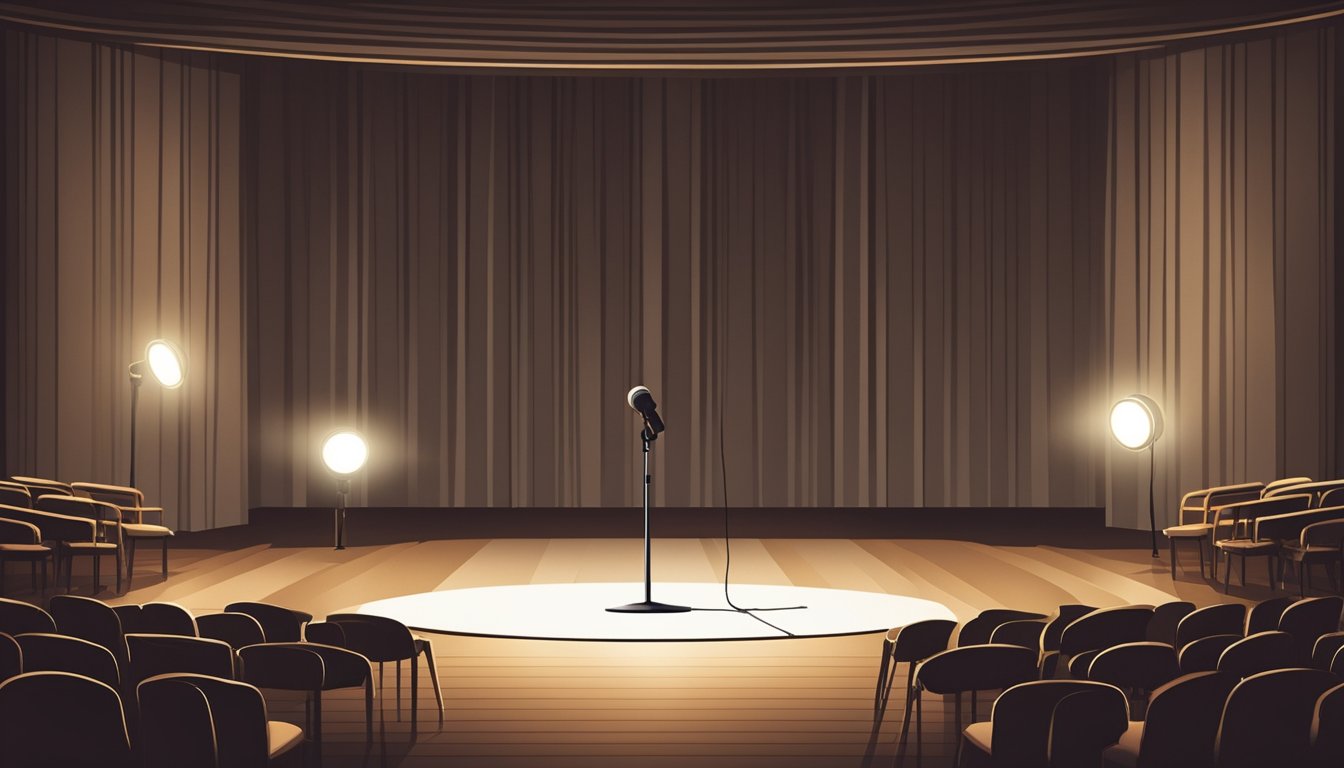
[0,475,175,595]
[1164,476,1344,592]
[0,595,443,766]
[870,596,1344,767]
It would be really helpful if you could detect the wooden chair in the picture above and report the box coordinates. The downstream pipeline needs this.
[0,503,98,595]
[324,613,444,727]
[1214,668,1339,767]
[0,518,51,595]
[15,632,121,688]
[71,482,174,585]
[0,670,133,767]
[1321,487,1344,509]
[138,672,304,767]
[1211,495,1312,592]
[0,482,32,508]
[8,476,74,497]
[905,644,1039,766]
[1102,671,1238,768]
[867,618,956,764]
[1279,519,1344,597]
[1265,480,1344,507]
[960,680,1126,768]
[34,495,124,594]
[1164,483,1264,579]
[1263,477,1313,497]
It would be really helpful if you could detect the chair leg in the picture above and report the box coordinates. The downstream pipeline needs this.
[1303,561,1311,598]
[93,551,101,594]
[421,640,444,720]
[126,539,137,585]
[953,692,964,768]
[30,561,36,590]
[314,690,323,757]
[1240,557,1246,588]
[396,660,402,721]
[1223,553,1233,593]
[114,546,122,594]
[873,640,893,723]
[161,537,169,578]
[364,678,374,744]
[1197,539,1206,580]
[895,680,915,768]
[410,651,419,729]
[914,692,923,768]
[1169,539,1177,579]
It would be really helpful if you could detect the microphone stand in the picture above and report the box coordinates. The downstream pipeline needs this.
[607,423,690,613]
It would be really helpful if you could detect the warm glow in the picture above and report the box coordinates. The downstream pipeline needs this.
[145,339,185,388]
[322,430,368,475]
[1110,395,1162,450]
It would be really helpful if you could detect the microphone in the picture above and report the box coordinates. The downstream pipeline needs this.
[627,385,665,436]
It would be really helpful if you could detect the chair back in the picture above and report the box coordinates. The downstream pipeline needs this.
[1246,597,1294,636]
[127,634,235,687]
[886,618,956,663]
[1176,604,1247,648]
[1255,506,1344,543]
[1321,487,1344,509]
[1041,605,1096,652]
[136,675,217,768]
[70,482,145,509]
[224,602,310,642]
[112,605,145,634]
[1301,519,1344,548]
[1217,631,1299,678]
[1215,668,1339,767]
[1313,683,1344,768]
[9,476,74,497]
[0,503,96,543]
[1270,480,1344,507]
[990,619,1047,650]
[140,673,277,768]
[0,517,40,546]
[1264,477,1313,497]
[0,633,20,682]
[987,679,1122,766]
[1179,635,1242,674]
[141,603,198,636]
[1310,632,1344,670]
[1059,606,1153,657]
[0,670,131,766]
[0,598,56,636]
[0,482,32,508]
[957,609,1047,647]
[1182,483,1264,525]
[324,613,419,663]
[1147,601,1196,646]
[16,632,120,688]
[237,643,325,691]
[1213,495,1312,541]
[1047,685,1130,767]
[49,595,126,667]
[197,613,266,650]
[1138,671,1239,768]
[304,620,346,646]
[1087,642,1180,692]
[914,644,1039,695]
[34,494,122,526]
[1279,597,1344,661]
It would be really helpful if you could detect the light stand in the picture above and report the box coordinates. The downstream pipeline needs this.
[127,339,186,489]
[128,366,143,488]
[1110,394,1163,559]
[334,476,350,550]
[1147,444,1158,558]
[607,426,690,613]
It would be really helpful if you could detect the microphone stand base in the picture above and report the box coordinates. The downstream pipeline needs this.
[606,600,692,614]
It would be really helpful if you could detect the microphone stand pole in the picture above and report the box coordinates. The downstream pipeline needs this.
[607,425,690,613]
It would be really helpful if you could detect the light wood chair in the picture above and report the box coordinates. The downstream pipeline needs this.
[71,483,174,586]
[0,518,51,595]
[34,495,123,594]
[1212,495,1313,593]
[1164,483,1264,580]
[1279,519,1344,597]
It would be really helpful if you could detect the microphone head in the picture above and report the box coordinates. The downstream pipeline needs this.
[627,385,650,410]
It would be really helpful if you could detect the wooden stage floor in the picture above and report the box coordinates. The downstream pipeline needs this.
[13,523,1290,768]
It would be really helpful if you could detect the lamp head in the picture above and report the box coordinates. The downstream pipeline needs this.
[143,339,186,388]
[322,430,368,475]
[1110,394,1163,451]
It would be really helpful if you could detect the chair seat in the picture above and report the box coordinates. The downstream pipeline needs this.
[1164,523,1212,538]
[1101,722,1142,768]
[0,544,50,555]
[1214,539,1276,553]
[963,721,992,756]
[61,542,118,551]
[122,523,173,538]
[267,721,304,759]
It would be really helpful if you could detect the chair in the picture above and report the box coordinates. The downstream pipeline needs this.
[225,601,312,642]
[957,609,1047,646]
[0,503,98,594]
[1179,635,1242,674]
[1245,596,1294,636]
[71,482,174,584]
[1216,631,1299,678]
[1102,671,1239,768]
[1060,606,1154,678]
[1260,507,1344,591]
[868,618,956,763]
[0,596,56,635]
[324,613,444,725]
[1278,596,1344,662]
[15,632,120,688]
[989,619,1047,650]
[1322,487,1344,509]
[0,481,32,508]
[1268,480,1344,506]
[1264,477,1313,497]
[126,634,235,687]
[0,670,132,767]
[1165,482,1264,579]
[9,476,74,497]
[239,641,376,748]
[35,495,123,594]
[960,679,1126,768]
[141,602,198,636]
[1212,495,1312,592]
[906,644,1039,765]
[1279,519,1344,597]
[0,518,50,594]
[1146,601,1195,646]
[1087,642,1180,717]
[198,612,267,650]
[1041,605,1096,656]
[49,594,127,671]
[1176,604,1246,648]
[0,632,21,681]
[1214,668,1339,767]
[1048,685,1131,767]
[138,673,304,767]
[1313,683,1344,768]
[1310,632,1344,669]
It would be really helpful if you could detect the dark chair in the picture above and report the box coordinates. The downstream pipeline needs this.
[15,632,120,688]
[1176,604,1247,648]
[906,644,1039,765]
[239,641,376,748]
[0,597,56,635]
[138,673,304,767]
[198,612,267,650]
[1087,642,1180,717]
[35,495,124,594]
[1310,631,1344,669]
[1041,604,1096,654]
[957,609,1047,646]
[1179,634,1242,674]
[0,481,32,508]
[1211,495,1312,592]
[1060,606,1154,678]
[49,594,127,671]
[1216,631,1299,678]
[70,482,174,585]
[1279,519,1344,597]
[1214,668,1339,767]
[1102,671,1239,768]
[1312,682,1344,768]
[225,602,312,642]
[0,670,132,766]
[141,603,197,636]
[1146,601,1195,646]
[1047,685,1131,767]
[989,619,1047,650]
[0,632,21,682]
[112,604,145,634]
[1278,596,1344,662]
[1165,482,1264,579]
[868,618,956,764]
[960,679,1126,768]
[126,634,235,688]
[0,517,51,594]
[1246,596,1294,636]
[325,613,444,726]
[1263,477,1313,497]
